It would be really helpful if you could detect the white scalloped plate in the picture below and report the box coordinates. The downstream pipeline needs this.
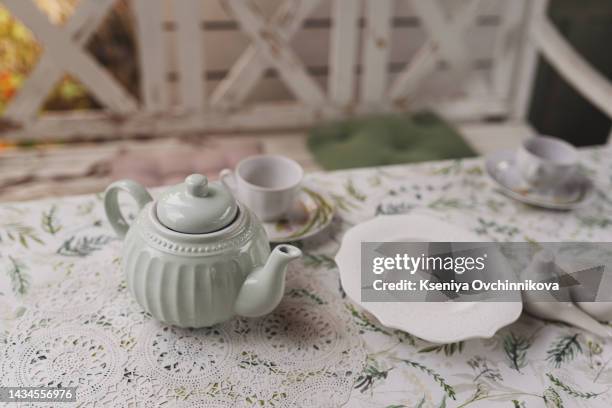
[336,214,522,343]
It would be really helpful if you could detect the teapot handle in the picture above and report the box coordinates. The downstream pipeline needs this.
[104,180,153,239]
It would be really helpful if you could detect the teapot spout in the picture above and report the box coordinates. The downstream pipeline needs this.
[234,244,302,318]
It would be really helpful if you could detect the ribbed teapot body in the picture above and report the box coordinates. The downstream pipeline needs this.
[122,202,269,327]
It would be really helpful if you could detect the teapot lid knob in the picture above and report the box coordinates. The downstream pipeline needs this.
[185,174,208,197]
[156,173,238,234]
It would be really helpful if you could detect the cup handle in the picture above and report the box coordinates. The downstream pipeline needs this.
[219,168,236,191]
[104,179,153,239]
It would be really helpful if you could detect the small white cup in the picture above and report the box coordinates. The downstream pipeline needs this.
[220,155,303,222]
[516,136,578,188]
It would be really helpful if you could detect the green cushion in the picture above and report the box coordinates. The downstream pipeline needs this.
[307,112,476,170]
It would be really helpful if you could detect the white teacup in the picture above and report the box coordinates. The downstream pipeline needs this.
[516,136,578,188]
[220,155,303,222]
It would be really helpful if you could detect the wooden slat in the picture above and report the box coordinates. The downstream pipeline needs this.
[510,0,549,120]
[459,121,535,154]
[174,0,206,111]
[409,0,472,88]
[429,95,506,120]
[491,0,527,102]
[533,17,612,119]
[134,0,169,111]
[197,25,497,75]
[1,94,507,142]
[3,104,330,140]
[389,0,480,105]
[193,0,504,24]
[212,66,501,107]
[212,0,322,108]
[2,0,137,115]
[3,0,117,124]
[329,0,360,106]
[361,0,392,105]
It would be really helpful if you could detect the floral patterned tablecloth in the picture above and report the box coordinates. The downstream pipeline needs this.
[1,147,612,407]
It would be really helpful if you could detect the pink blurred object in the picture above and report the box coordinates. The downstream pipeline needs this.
[108,138,262,187]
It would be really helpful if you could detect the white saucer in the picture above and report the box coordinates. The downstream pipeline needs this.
[263,186,335,243]
[335,214,522,343]
[485,150,594,210]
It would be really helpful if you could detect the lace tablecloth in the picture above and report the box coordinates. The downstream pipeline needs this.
[2,147,612,407]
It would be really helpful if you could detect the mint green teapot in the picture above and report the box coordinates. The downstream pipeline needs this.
[104,174,301,328]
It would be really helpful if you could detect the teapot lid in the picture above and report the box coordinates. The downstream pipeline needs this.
[156,174,238,234]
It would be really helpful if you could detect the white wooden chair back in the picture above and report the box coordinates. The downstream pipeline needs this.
[1,0,611,141]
